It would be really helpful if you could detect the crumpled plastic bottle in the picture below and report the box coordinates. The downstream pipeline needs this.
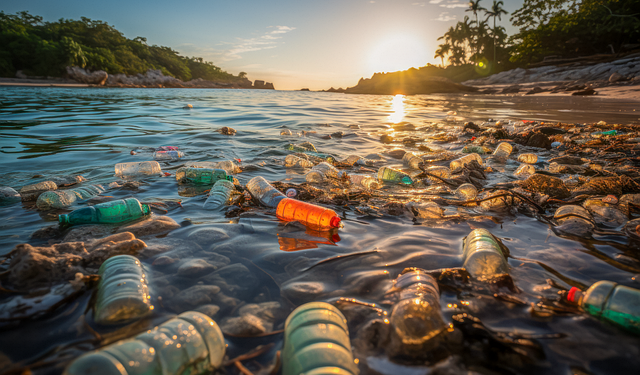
[450,153,482,173]
[378,166,413,185]
[37,185,105,210]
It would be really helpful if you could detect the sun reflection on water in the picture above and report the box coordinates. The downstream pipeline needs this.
[389,94,405,123]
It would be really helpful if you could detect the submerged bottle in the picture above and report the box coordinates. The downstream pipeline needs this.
[425,166,452,183]
[388,269,446,354]
[203,180,235,209]
[567,281,640,335]
[285,142,317,153]
[153,150,185,160]
[94,255,152,325]
[285,154,314,168]
[517,153,538,164]
[492,142,512,162]
[64,311,225,375]
[305,162,345,183]
[515,164,536,177]
[341,154,374,167]
[59,198,151,227]
[450,153,483,173]
[20,181,58,201]
[377,166,413,185]
[349,174,380,189]
[37,185,105,210]
[246,176,287,208]
[115,161,162,177]
[462,229,509,279]
[402,152,423,170]
[454,183,477,200]
[462,145,489,154]
[175,167,233,185]
[282,302,359,375]
[553,205,595,236]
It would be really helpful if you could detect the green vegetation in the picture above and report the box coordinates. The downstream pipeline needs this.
[0,11,244,82]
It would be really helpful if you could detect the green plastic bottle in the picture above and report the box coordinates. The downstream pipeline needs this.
[567,281,640,335]
[175,167,233,185]
[59,198,150,226]
[282,302,359,375]
[377,166,413,185]
[63,311,225,375]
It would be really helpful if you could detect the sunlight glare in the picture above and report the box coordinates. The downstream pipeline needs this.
[389,94,405,123]
[368,34,428,73]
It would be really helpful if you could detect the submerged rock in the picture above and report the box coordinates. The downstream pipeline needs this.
[117,215,180,237]
[521,174,570,198]
[19,181,57,201]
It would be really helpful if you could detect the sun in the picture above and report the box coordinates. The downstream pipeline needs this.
[368,33,428,74]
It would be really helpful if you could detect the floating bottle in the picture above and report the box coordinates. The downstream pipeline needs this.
[450,153,482,173]
[276,198,341,230]
[349,174,379,189]
[59,198,151,227]
[246,176,287,208]
[285,154,314,168]
[37,185,105,210]
[157,146,179,151]
[462,229,509,279]
[175,167,233,185]
[425,166,451,183]
[567,281,640,335]
[492,142,512,162]
[517,153,538,164]
[20,181,58,201]
[388,269,446,354]
[454,183,477,200]
[203,180,235,209]
[341,155,374,167]
[0,186,21,206]
[285,142,317,153]
[282,302,359,375]
[462,145,489,154]
[63,311,225,375]
[94,255,152,325]
[553,205,595,236]
[186,160,241,174]
[515,164,536,177]
[115,161,162,177]
[153,150,185,160]
[377,166,413,185]
[306,162,345,183]
[402,152,423,170]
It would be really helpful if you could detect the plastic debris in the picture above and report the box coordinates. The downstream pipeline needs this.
[175,167,233,185]
[378,166,413,185]
[462,229,509,279]
[36,185,105,210]
[450,153,482,173]
[115,161,162,177]
[59,198,151,227]
[203,180,235,209]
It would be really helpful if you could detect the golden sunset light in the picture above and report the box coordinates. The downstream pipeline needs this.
[368,33,429,74]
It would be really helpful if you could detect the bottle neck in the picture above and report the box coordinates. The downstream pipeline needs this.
[59,214,69,226]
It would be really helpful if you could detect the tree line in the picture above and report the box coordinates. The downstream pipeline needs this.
[0,11,247,82]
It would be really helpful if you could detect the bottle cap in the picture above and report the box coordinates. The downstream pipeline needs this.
[286,188,297,198]
[330,216,341,228]
[566,287,581,303]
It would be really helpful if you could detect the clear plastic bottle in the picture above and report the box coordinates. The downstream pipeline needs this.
[388,269,446,353]
[20,181,58,202]
[402,152,423,170]
[341,154,374,167]
[0,186,21,206]
[406,201,443,218]
[492,142,512,162]
[349,174,380,189]
[37,185,105,210]
[515,164,536,177]
[246,176,287,208]
[285,154,314,168]
[282,302,358,375]
[305,162,344,183]
[175,167,233,185]
[153,150,185,160]
[203,180,235,209]
[454,183,477,200]
[450,153,482,173]
[377,166,413,185]
[115,161,162,177]
[462,145,488,154]
[462,229,509,279]
[425,166,452,183]
[94,255,152,325]
[186,160,241,174]
[517,153,538,164]
[285,142,317,153]
[566,281,640,335]
[276,198,342,230]
[63,311,225,375]
[59,198,151,227]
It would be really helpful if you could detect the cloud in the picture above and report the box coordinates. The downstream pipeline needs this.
[412,2,426,6]
[429,0,444,3]
[440,1,468,8]
[433,12,457,21]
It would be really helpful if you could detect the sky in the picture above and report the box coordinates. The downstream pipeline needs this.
[3,0,525,90]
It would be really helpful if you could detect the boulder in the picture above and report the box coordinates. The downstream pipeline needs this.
[66,66,108,85]
[609,72,624,83]
[527,132,552,149]
[522,174,570,199]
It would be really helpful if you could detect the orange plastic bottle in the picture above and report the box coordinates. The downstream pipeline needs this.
[276,198,342,230]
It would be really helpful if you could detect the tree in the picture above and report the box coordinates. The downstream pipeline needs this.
[485,0,508,64]
[238,71,247,79]
[466,0,487,61]
[434,43,451,66]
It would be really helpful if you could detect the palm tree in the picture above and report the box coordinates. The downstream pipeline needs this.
[485,0,508,64]
[466,0,486,61]
[434,43,451,67]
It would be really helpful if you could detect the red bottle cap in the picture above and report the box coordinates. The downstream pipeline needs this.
[567,287,580,303]
[330,216,342,228]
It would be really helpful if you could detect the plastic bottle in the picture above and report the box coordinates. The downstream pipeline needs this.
[63,311,225,375]
[276,198,342,230]
[305,162,345,183]
[186,160,241,174]
[0,186,21,206]
[402,152,423,170]
[349,174,380,189]
[341,155,374,166]
[115,161,162,177]
[285,143,317,153]
[282,302,359,375]
[462,145,488,154]
[377,166,413,185]
[285,154,314,168]
[246,176,287,208]
[566,281,640,334]
[492,142,512,162]
[462,229,509,279]
[37,185,105,210]
[454,183,477,200]
[515,164,536,177]
[389,269,446,352]
[450,153,482,173]
[425,166,451,183]
[517,153,538,164]
[20,181,58,201]
[203,180,235,209]
[94,255,152,325]
[175,168,233,185]
[59,198,151,227]
[153,150,185,160]
[553,205,593,225]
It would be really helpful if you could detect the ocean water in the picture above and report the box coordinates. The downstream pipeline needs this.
[1,87,639,374]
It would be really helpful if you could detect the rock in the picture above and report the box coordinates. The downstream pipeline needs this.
[380,134,394,144]
[384,149,406,159]
[117,216,180,237]
[85,232,147,265]
[281,281,327,304]
[572,176,640,197]
[195,304,221,319]
[527,132,552,149]
[501,85,521,94]
[217,127,236,135]
[63,225,113,243]
[177,259,216,277]
[238,301,283,322]
[66,66,108,85]
[463,122,481,131]
[221,314,270,336]
[253,80,275,90]
[186,227,230,245]
[548,156,585,165]
[522,174,571,199]
[609,72,624,83]
[30,225,64,241]
[200,263,258,299]
[525,86,545,95]
[7,242,88,288]
[536,126,566,135]
[19,181,57,201]
[345,74,477,95]
[152,255,178,266]
[572,87,596,96]
[48,175,85,187]
[0,186,21,206]
[165,285,222,313]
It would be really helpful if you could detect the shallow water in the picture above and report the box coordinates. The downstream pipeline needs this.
[1,87,639,374]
